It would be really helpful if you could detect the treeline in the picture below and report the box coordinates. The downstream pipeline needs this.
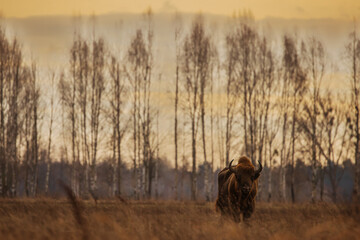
[0,12,359,203]
[6,157,356,201]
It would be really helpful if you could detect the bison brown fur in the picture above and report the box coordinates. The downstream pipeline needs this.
[215,156,262,222]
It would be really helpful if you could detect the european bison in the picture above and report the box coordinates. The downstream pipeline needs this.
[215,156,262,222]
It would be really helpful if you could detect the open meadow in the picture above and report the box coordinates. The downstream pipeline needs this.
[0,199,359,240]
[2,1,360,239]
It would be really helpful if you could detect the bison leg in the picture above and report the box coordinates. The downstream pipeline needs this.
[231,209,241,222]
[216,197,230,216]
[242,199,255,220]
[228,196,243,222]
[229,202,241,222]
[239,213,244,223]
[243,211,252,219]
[215,198,223,213]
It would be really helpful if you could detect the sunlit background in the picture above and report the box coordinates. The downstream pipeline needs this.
[2,0,360,19]
[0,0,359,201]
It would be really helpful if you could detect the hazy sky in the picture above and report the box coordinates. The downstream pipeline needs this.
[1,0,360,19]
[0,1,356,167]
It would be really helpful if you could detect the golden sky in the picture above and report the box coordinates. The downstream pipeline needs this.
[1,0,360,19]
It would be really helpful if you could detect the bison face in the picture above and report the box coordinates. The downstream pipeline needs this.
[228,159,262,195]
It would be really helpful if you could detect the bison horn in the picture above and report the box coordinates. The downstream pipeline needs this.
[228,159,235,174]
[254,160,263,179]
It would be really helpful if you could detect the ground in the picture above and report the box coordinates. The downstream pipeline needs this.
[0,199,359,239]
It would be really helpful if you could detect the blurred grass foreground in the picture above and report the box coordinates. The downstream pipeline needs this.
[0,199,359,240]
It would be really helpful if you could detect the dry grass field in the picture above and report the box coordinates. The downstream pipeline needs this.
[0,198,359,240]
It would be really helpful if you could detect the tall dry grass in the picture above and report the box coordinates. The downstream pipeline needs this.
[0,199,359,240]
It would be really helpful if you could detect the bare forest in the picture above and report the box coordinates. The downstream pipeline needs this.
[0,12,359,205]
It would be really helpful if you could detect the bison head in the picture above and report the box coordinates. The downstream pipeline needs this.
[228,158,262,195]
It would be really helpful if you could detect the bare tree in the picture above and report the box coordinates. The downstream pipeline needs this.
[155,109,159,199]
[207,45,219,201]
[109,55,127,196]
[127,30,140,198]
[6,37,24,197]
[27,63,40,197]
[173,13,182,200]
[76,37,90,196]
[23,68,32,197]
[181,16,212,200]
[319,92,350,202]
[0,26,7,196]
[300,37,325,202]
[345,24,360,201]
[58,66,77,194]
[89,38,106,193]
[266,115,279,202]
[0,27,38,197]
[127,23,153,199]
[299,90,350,203]
[282,35,307,203]
[67,36,80,196]
[144,10,154,199]
[262,43,281,202]
[45,71,55,195]
[226,22,275,201]
[257,36,276,199]
[224,29,240,167]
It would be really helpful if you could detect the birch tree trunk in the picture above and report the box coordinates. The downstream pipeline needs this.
[200,63,208,202]
[174,23,180,200]
[155,110,159,199]
[281,113,287,202]
[45,72,55,195]
[290,96,296,203]
[268,139,273,202]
